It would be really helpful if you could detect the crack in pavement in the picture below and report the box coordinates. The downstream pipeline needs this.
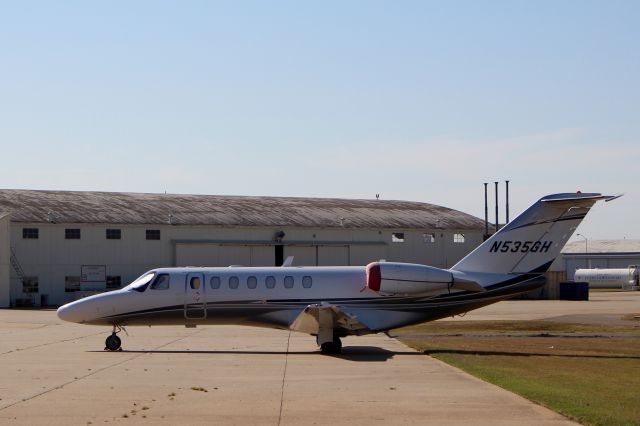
[277,330,292,426]
[0,330,107,356]
[0,329,203,412]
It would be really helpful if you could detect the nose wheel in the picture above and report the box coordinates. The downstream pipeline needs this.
[105,325,124,351]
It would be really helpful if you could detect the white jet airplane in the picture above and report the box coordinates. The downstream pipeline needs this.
[57,192,616,353]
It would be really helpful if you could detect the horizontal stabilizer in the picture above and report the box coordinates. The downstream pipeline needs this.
[540,193,620,206]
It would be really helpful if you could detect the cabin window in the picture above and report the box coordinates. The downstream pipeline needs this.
[210,276,221,289]
[247,276,257,289]
[284,276,294,289]
[392,232,405,243]
[453,233,465,243]
[150,274,170,290]
[23,228,39,239]
[190,277,201,290]
[106,276,121,290]
[302,276,312,288]
[265,276,276,289]
[65,228,81,239]
[65,276,80,292]
[146,229,161,240]
[423,233,435,243]
[229,276,239,289]
[106,229,121,240]
[22,277,39,293]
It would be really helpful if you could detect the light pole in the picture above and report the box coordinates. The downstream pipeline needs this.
[577,233,589,268]
[576,233,588,253]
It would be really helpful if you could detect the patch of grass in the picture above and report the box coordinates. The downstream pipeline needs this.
[395,320,640,335]
[398,321,640,426]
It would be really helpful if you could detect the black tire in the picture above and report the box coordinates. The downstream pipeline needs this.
[333,336,342,353]
[320,336,342,354]
[105,334,121,351]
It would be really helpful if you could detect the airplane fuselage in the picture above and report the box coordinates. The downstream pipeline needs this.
[57,265,542,332]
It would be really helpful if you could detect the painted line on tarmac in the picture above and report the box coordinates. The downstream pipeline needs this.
[0,329,203,412]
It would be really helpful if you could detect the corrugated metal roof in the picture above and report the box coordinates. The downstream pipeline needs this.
[0,189,485,230]
[562,239,640,254]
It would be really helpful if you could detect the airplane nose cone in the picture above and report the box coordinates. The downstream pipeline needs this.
[57,301,85,323]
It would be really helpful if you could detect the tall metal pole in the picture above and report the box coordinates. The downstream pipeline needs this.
[494,181,499,232]
[505,180,510,224]
[577,233,589,268]
[484,183,489,239]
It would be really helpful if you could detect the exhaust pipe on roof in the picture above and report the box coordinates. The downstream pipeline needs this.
[494,181,499,233]
[505,180,510,224]
[483,183,489,240]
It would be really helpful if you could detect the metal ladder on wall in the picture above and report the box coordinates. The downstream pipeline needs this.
[10,247,36,306]
[9,247,25,280]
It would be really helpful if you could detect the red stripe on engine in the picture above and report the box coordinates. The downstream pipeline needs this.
[366,262,381,292]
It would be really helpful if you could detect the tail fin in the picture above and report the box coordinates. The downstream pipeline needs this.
[451,192,618,275]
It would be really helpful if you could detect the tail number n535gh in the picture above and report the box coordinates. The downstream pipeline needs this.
[489,240,552,253]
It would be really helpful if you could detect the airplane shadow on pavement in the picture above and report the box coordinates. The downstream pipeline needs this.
[89,346,422,362]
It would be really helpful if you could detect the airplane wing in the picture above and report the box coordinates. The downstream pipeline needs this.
[289,302,371,335]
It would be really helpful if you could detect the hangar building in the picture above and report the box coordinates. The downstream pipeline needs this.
[0,189,486,308]
[560,239,640,280]
[523,239,640,299]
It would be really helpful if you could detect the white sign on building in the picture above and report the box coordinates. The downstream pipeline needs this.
[81,265,106,291]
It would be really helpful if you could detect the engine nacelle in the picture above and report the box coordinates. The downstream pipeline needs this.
[366,262,454,295]
[366,262,486,295]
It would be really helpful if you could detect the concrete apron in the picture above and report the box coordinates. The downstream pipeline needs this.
[0,312,575,425]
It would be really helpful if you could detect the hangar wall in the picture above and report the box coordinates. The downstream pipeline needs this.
[1,189,487,307]
[0,214,9,307]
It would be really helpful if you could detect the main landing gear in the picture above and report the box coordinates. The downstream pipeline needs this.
[105,325,124,351]
[319,335,342,354]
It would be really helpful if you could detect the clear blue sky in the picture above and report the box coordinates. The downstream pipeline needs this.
[1,1,638,241]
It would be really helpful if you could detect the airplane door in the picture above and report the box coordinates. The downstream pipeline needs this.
[185,272,206,319]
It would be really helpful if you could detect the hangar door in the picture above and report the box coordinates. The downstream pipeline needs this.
[176,242,377,267]
[318,246,349,266]
[175,244,274,267]
[283,245,350,266]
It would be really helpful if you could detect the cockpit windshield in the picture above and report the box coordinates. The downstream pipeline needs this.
[124,272,156,292]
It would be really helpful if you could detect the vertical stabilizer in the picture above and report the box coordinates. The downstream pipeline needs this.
[451,193,616,275]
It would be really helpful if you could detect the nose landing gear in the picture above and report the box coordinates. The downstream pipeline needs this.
[105,325,124,351]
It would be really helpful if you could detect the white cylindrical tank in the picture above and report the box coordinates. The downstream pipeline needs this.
[574,267,639,289]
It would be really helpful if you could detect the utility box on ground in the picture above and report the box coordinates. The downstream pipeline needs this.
[559,281,589,301]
